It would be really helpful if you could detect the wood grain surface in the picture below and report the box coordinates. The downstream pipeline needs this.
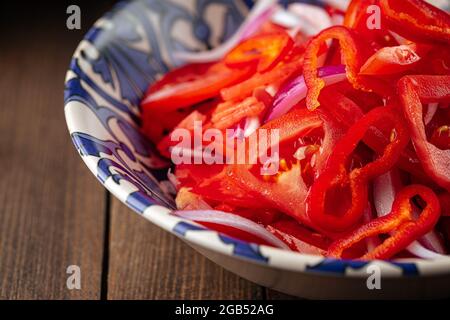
[107,198,266,300]
[0,1,296,300]
[0,3,111,299]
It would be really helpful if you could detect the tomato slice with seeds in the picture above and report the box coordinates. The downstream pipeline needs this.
[141,62,254,112]
[224,32,294,73]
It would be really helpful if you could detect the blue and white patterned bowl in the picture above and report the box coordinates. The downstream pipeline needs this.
[64,0,450,299]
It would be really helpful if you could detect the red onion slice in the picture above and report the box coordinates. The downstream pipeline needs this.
[167,168,180,188]
[271,8,302,29]
[322,0,350,11]
[424,102,439,125]
[406,242,448,260]
[373,170,448,259]
[389,31,409,45]
[264,65,346,123]
[287,3,332,36]
[173,0,278,64]
[173,210,290,249]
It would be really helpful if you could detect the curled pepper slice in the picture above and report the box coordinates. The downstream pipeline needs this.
[380,0,450,43]
[307,106,409,232]
[327,185,441,260]
[303,26,365,110]
[398,75,450,191]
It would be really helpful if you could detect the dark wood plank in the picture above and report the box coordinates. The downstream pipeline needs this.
[107,198,264,299]
[265,289,299,300]
[0,2,112,300]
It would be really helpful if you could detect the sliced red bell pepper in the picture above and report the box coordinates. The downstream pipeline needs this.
[398,75,450,191]
[307,106,410,232]
[380,0,450,43]
[327,184,441,260]
[220,57,304,102]
[303,26,367,110]
[319,85,438,184]
[439,192,450,217]
[416,44,450,75]
[210,96,266,130]
[344,0,376,29]
[224,32,294,73]
[344,0,397,50]
[359,43,427,75]
[141,62,254,111]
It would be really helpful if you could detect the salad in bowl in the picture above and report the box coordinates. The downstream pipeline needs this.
[65,0,450,298]
[142,0,450,261]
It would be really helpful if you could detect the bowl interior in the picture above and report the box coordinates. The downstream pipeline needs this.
[64,0,450,278]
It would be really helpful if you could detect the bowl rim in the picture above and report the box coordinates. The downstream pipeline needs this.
[64,0,450,279]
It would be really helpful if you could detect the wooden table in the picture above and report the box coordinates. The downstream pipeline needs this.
[0,1,294,300]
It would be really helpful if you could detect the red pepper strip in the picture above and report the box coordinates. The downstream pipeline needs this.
[439,192,450,217]
[359,43,426,76]
[319,86,434,183]
[398,75,450,191]
[141,62,254,111]
[224,32,294,73]
[303,26,366,110]
[314,110,347,176]
[327,184,441,260]
[211,97,265,130]
[307,106,409,232]
[344,0,397,50]
[344,0,374,29]
[380,0,450,44]
[220,57,304,102]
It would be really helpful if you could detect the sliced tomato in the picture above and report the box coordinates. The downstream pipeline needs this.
[141,62,254,112]
[226,109,327,226]
[174,109,324,219]
[176,163,270,209]
[156,110,207,158]
[224,32,294,73]
[359,43,430,75]
[142,98,217,144]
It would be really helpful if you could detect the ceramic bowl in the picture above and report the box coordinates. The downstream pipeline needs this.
[64,0,450,299]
